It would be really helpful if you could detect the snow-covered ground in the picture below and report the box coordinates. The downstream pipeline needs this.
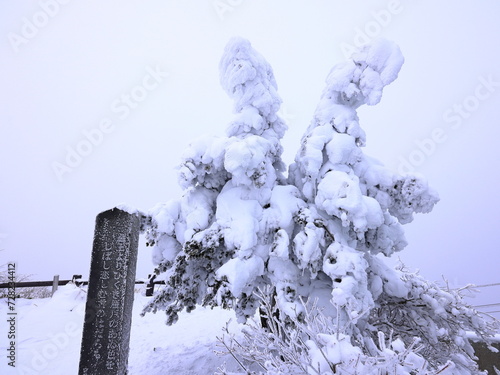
[1,283,499,375]
[0,284,244,375]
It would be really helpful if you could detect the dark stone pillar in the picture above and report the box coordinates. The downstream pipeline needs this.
[78,208,140,375]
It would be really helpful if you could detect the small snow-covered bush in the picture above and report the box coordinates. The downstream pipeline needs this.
[217,285,497,375]
[367,266,498,372]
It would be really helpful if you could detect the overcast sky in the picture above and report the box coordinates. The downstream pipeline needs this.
[1,1,499,312]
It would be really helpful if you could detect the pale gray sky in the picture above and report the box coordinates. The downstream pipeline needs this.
[1,1,499,312]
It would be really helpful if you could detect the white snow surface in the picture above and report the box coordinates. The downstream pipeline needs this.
[216,256,265,297]
[115,204,142,216]
[0,284,243,375]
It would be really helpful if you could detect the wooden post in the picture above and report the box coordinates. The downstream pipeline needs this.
[51,275,59,297]
[145,274,156,297]
[78,208,140,375]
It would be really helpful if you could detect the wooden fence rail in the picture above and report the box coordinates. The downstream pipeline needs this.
[0,274,165,296]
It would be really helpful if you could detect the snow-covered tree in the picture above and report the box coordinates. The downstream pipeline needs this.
[283,39,439,327]
[143,37,498,373]
[142,37,292,324]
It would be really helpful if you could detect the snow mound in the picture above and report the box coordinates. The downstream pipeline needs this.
[0,284,243,375]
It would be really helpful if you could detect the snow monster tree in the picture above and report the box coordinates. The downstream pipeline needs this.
[142,38,498,374]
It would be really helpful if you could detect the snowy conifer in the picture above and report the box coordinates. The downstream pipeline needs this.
[285,39,441,321]
[142,37,297,324]
[144,38,498,373]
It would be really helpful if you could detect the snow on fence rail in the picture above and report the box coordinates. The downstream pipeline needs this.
[470,283,500,315]
[0,274,165,297]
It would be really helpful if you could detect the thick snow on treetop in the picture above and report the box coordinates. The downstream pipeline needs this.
[291,38,438,240]
[305,38,404,150]
[219,37,286,140]
[177,37,287,196]
[325,38,404,110]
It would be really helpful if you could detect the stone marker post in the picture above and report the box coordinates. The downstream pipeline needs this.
[78,208,140,375]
